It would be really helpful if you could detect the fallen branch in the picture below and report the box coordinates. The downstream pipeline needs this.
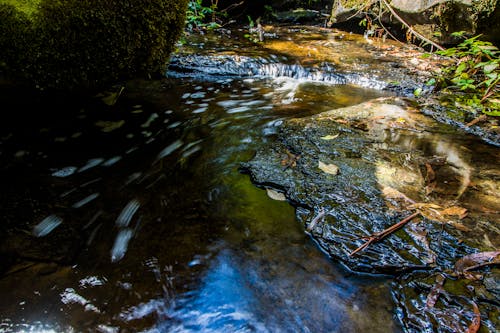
[349,211,420,256]
[379,0,444,51]
[466,114,487,127]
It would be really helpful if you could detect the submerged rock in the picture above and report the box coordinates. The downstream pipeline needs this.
[393,270,499,332]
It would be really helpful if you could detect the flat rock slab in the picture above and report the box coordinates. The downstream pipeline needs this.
[242,97,499,274]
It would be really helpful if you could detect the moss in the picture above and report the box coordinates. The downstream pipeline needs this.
[1,0,39,16]
[0,0,188,91]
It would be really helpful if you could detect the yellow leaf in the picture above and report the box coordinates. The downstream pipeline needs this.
[318,161,339,175]
[320,134,340,140]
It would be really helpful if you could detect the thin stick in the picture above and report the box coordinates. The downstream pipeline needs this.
[349,211,420,256]
[379,0,444,51]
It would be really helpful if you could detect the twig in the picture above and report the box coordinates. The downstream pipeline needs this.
[379,0,444,51]
[219,1,244,13]
[466,114,487,127]
[349,211,420,256]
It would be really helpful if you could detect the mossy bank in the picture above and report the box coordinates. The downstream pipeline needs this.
[0,0,188,91]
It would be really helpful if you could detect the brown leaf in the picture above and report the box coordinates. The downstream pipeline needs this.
[441,206,468,219]
[408,202,443,210]
[426,274,445,309]
[454,251,500,275]
[382,186,415,203]
[466,301,481,333]
[446,221,471,232]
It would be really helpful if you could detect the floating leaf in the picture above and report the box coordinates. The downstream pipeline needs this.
[320,134,339,140]
[318,161,339,175]
[266,188,286,201]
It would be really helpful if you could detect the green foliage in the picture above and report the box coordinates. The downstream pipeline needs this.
[185,0,222,31]
[0,0,189,91]
[434,34,500,116]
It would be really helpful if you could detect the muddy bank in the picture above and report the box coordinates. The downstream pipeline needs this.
[241,97,499,331]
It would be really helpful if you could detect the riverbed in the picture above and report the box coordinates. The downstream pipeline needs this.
[0,26,498,332]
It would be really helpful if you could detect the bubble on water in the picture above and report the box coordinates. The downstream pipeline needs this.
[157,140,183,160]
[110,229,134,262]
[227,106,251,114]
[193,107,208,114]
[72,193,99,208]
[78,158,104,173]
[116,199,141,227]
[52,166,77,178]
[33,215,63,237]
[103,156,122,167]
[79,276,106,288]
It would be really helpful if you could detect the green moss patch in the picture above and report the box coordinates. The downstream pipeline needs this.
[0,0,188,91]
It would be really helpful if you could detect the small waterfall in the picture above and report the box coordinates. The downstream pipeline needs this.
[168,54,388,90]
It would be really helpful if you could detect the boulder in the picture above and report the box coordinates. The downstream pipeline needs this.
[0,0,188,90]
[328,0,500,45]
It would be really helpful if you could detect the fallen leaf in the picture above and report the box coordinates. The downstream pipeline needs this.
[426,274,445,308]
[466,301,481,333]
[441,206,468,219]
[320,134,340,140]
[408,203,442,210]
[266,188,286,201]
[454,251,500,276]
[318,161,339,175]
[382,186,415,203]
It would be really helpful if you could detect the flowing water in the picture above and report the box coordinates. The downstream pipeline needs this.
[0,73,398,332]
[0,27,497,333]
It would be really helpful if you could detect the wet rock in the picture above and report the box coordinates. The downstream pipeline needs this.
[328,0,500,45]
[242,96,500,331]
[242,97,499,274]
[392,270,499,332]
[421,100,500,147]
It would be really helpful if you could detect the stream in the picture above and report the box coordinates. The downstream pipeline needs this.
[0,27,498,332]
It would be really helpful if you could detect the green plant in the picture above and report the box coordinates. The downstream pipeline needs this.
[434,32,500,116]
[185,0,221,31]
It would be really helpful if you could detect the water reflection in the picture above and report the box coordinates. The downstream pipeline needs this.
[0,75,398,332]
